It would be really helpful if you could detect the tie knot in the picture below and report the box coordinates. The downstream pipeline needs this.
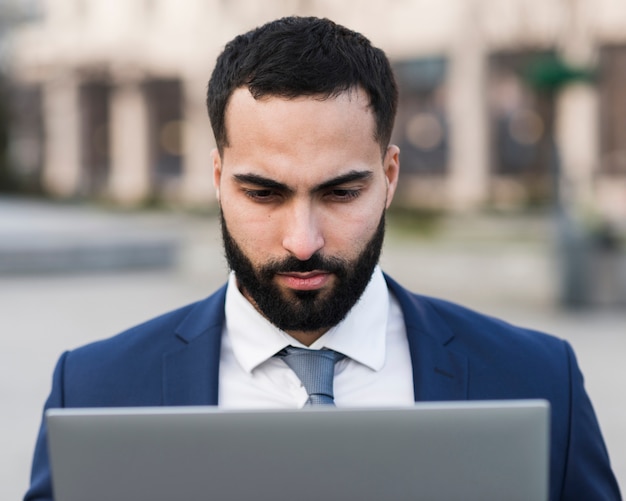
[276,346,345,406]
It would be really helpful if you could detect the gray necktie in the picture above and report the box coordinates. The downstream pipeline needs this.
[276,346,345,406]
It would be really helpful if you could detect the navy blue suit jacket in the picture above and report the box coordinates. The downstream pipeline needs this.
[25,276,621,500]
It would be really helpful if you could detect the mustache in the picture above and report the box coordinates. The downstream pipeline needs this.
[259,253,348,278]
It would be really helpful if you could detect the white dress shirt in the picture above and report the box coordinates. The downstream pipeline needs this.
[218,266,415,408]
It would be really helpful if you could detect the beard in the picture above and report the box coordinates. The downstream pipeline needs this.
[221,211,385,333]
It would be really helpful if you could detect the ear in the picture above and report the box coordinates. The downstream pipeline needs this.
[383,145,400,209]
[211,148,222,202]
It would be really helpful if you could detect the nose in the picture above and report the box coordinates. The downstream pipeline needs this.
[281,202,324,261]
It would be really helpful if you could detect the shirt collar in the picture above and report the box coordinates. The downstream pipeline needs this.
[224,266,389,373]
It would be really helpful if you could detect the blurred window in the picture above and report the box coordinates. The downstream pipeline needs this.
[145,79,183,189]
[80,81,111,196]
[6,84,43,193]
[488,51,556,204]
[392,57,448,175]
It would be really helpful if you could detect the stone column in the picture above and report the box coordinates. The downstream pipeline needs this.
[555,83,598,211]
[108,78,151,205]
[555,0,598,214]
[446,0,489,211]
[41,73,82,198]
[179,74,216,207]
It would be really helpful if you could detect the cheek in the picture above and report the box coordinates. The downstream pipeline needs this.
[222,203,281,257]
[324,211,380,253]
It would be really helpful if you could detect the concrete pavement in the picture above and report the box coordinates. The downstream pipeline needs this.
[1,199,624,498]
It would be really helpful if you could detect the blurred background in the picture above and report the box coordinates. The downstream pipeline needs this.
[1,0,625,498]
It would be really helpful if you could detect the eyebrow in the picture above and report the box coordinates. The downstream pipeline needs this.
[233,173,290,192]
[233,170,373,194]
[313,170,373,192]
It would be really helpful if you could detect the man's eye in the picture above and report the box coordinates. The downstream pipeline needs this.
[329,189,360,201]
[244,189,277,201]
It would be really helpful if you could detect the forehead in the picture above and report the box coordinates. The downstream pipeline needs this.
[224,86,374,138]
[221,88,381,185]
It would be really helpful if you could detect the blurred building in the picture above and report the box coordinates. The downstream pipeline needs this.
[5,0,626,222]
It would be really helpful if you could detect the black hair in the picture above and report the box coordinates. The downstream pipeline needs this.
[207,16,398,154]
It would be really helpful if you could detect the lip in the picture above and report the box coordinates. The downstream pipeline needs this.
[276,271,332,291]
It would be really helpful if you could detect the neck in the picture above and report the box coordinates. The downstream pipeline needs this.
[285,328,329,347]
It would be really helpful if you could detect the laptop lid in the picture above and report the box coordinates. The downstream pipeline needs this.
[46,400,549,501]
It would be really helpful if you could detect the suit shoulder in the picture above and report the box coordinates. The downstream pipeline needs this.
[56,284,227,406]
[385,275,567,358]
[425,294,566,354]
[65,284,227,366]
[69,301,190,358]
[429,295,562,344]
[391,283,576,400]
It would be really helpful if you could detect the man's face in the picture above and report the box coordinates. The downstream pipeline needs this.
[212,87,400,343]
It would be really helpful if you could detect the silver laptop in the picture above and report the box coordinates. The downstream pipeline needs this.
[47,400,549,501]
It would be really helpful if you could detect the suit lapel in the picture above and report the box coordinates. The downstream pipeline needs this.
[162,286,227,406]
[386,276,469,402]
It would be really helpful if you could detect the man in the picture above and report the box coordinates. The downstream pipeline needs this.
[25,16,620,500]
